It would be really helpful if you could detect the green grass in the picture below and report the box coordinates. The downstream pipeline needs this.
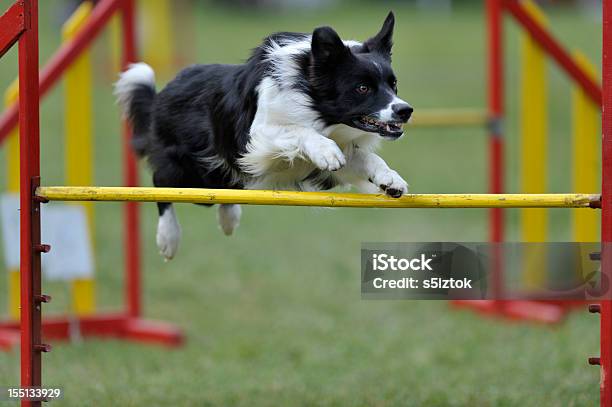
[0,1,604,405]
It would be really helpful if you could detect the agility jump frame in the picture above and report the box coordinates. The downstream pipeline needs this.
[0,0,611,406]
[449,0,605,323]
[0,0,182,353]
[0,0,182,369]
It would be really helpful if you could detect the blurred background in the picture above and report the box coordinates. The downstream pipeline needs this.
[0,0,604,405]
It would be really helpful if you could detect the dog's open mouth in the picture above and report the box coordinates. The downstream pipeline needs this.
[351,116,405,139]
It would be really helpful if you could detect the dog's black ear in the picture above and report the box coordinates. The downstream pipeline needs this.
[364,11,395,56]
[311,26,350,63]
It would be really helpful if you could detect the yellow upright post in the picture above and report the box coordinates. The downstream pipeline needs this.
[5,80,20,320]
[520,1,548,289]
[140,0,173,79]
[108,13,122,74]
[572,51,600,241]
[63,2,95,316]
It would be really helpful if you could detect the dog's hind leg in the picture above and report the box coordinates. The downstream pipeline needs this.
[217,204,242,236]
[153,170,182,261]
[156,202,181,261]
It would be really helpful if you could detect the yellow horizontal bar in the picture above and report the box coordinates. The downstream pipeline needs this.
[36,187,600,209]
[409,108,488,127]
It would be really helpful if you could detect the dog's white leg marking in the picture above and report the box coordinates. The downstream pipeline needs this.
[352,179,381,194]
[217,204,242,236]
[340,148,408,197]
[157,205,181,261]
[241,124,346,174]
[365,154,408,197]
[239,77,346,175]
[300,132,346,171]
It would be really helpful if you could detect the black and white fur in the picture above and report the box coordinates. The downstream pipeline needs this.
[115,12,413,260]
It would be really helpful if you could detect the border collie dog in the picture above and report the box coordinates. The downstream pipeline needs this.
[115,12,413,260]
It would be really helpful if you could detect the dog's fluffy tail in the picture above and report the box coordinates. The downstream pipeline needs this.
[114,63,156,157]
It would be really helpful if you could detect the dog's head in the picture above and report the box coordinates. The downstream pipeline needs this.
[309,12,412,139]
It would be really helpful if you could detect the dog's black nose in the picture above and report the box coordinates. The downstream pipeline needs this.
[392,104,413,121]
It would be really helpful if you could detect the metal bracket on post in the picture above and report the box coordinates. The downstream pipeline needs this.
[33,194,48,203]
[33,343,51,353]
[31,175,47,378]
[589,357,601,366]
[590,198,602,209]
[34,294,51,304]
[33,244,50,253]
[487,116,504,136]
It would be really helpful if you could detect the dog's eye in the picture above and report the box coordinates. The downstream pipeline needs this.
[356,85,370,94]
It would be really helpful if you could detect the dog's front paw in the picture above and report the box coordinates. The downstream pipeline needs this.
[304,138,346,171]
[371,169,409,198]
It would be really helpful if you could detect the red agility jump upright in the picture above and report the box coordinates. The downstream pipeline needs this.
[0,0,182,352]
[1,0,612,406]
[0,0,43,396]
[601,1,612,405]
[0,0,46,401]
[0,2,182,403]
[453,0,605,323]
